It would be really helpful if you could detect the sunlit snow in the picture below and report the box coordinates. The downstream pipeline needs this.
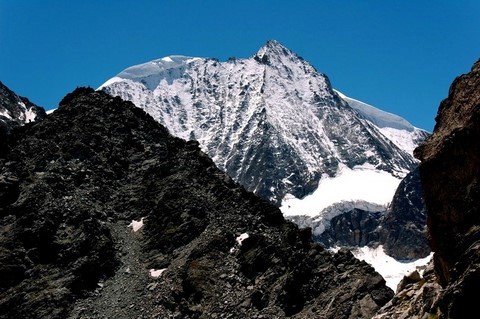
[128,217,144,232]
[230,233,250,253]
[335,90,413,131]
[335,90,429,155]
[350,245,433,291]
[24,108,36,123]
[236,233,249,245]
[380,127,426,155]
[149,268,166,278]
[0,109,11,119]
[280,164,402,218]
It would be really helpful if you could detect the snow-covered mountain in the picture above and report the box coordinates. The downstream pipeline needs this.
[0,81,46,132]
[99,41,427,214]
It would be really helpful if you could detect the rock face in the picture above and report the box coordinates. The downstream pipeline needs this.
[0,88,393,319]
[0,81,46,132]
[380,167,430,260]
[317,209,383,247]
[372,260,442,319]
[414,59,480,318]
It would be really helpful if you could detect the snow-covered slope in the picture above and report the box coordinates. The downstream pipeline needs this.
[335,90,430,154]
[349,246,433,291]
[281,163,402,236]
[99,40,423,215]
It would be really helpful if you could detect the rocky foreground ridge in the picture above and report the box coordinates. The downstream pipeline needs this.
[414,59,480,318]
[373,59,480,318]
[0,88,393,319]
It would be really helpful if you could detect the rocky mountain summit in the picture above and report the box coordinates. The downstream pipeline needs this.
[0,88,393,318]
[0,81,46,133]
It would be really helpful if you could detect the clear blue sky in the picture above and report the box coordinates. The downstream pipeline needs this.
[1,1,479,131]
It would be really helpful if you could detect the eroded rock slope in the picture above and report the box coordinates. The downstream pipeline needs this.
[0,88,393,319]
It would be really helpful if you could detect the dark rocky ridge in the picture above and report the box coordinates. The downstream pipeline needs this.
[414,59,480,318]
[0,88,393,318]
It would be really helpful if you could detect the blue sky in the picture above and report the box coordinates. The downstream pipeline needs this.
[1,1,479,131]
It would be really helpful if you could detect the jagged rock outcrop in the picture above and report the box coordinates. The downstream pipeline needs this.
[0,81,46,133]
[0,88,393,319]
[372,261,442,319]
[380,167,430,260]
[414,59,480,318]
[317,209,383,247]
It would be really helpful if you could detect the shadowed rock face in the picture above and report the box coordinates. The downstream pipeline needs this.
[380,167,430,260]
[0,88,392,319]
[415,59,480,318]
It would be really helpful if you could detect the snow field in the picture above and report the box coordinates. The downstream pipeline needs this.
[350,245,433,291]
[280,163,402,218]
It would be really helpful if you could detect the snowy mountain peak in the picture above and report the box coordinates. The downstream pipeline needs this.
[255,40,294,60]
[118,55,198,80]
[99,41,425,207]
[99,55,203,91]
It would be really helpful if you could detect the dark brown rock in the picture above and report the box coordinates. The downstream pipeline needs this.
[414,59,480,318]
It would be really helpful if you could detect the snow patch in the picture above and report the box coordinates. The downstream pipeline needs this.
[287,200,386,237]
[161,56,174,63]
[380,127,427,155]
[98,76,125,90]
[280,164,402,218]
[350,245,433,291]
[236,233,249,245]
[24,108,36,123]
[149,268,166,278]
[335,90,414,131]
[128,217,144,232]
[0,109,12,119]
[230,233,249,253]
